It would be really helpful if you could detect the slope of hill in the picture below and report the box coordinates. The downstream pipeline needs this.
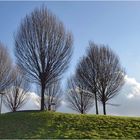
[0,111,140,139]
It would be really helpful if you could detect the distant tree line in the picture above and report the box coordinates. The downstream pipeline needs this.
[0,6,125,115]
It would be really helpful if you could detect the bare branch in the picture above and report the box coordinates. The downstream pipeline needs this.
[0,42,15,92]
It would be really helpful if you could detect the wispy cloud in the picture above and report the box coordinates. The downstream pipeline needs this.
[125,75,140,99]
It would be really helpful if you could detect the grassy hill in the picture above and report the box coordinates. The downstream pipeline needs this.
[0,111,140,139]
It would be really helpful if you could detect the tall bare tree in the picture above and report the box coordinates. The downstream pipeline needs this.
[77,42,125,115]
[0,42,15,113]
[14,6,73,110]
[89,43,125,115]
[3,67,30,112]
[66,76,94,114]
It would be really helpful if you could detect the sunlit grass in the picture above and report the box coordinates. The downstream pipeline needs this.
[0,111,140,139]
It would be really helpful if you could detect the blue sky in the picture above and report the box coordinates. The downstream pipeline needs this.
[1,1,140,115]
[1,1,140,83]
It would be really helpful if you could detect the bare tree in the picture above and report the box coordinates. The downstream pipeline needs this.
[37,81,62,111]
[0,42,15,113]
[0,42,14,92]
[76,52,99,114]
[90,44,125,115]
[66,76,94,114]
[77,42,125,115]
[44,82,62,111]
[3,67,30,112]
[14,6,73,111]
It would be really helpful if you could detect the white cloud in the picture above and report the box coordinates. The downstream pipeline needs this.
[125,75,140,98]
[106,75,140,116]
[61,100,66,105]
[21,92,40,110]
[127,94,134,99]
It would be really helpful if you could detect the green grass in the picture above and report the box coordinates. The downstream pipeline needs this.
[0,111,140,139]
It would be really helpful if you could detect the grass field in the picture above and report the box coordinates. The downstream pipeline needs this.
[0,111,140,139]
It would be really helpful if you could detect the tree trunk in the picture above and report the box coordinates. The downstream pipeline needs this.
[94,92,99,114]
[40,84,45,111]
[48,104,51,111]
[103,101,106,115]
[0,94,3,114]
[81,109,84,114]
[13,107,16,112]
